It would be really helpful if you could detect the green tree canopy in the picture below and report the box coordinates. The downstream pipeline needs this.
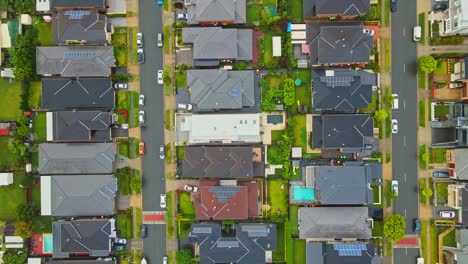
[3,251,27,264]
[374,109,389,122]
[176,249,193,264]
[418,56,438,73]
[13,29,38,81]
[16,202,35,221]
[384,214,406,241]
[422,188,433,198]
[14,221,34,238]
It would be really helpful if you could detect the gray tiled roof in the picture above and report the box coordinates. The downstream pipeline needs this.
[317,0,370,16]
[43,174,116,216]
[312,69,375,112]
[52,219,112,258]
[36,46,115,77]
[51,0,107,9]
[186,0,246,24]
[306,22,373,65]
[41,78,114,110]
[306,242,380,264]
[188,223,276,264]
[53,10,108,45]
[299,207,372,239]
[52,111,111,142]
[187,70,255,111]
[38,143,115,175]
[312,114,374,148]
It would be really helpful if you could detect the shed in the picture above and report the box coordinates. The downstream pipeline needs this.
[272,36,282,57]
[292,147,302,159]
[20,14,32,25]
[0,173,13,186]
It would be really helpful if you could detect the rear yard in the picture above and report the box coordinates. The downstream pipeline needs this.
[268,179,289,221]
[0,171,27,220]
[0,79,21,121]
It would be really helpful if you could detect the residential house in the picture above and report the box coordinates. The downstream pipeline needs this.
[188,223,276,264]
[41,174,117,216]
[38,143,115,175]
[46,260,116,264]
[182,27,252,67]
[439,0,468,36]
[51,0,108,11]
[305,22,373,66]
[431,102,468,147]
[41,78,114,110]
[303,0,370,21]
[446,149,468,179]
[450,58,468,100]
[52,219,116,258]
[312,68,376,112]
[447,182,468,226]
[175,113,261,145]
[36,46,116,77]
[185,0,246,25]
[185,70,257,112]
[46,111,112,142]
[444,229,468,262]
[306,242,381,264]
[299,207,372,240]
[52,10,111,45]
[181,146,264,178]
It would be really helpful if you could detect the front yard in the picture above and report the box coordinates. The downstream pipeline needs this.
[112,29,129,67]
[179,191,195,219]
[116,91,139,127]
[429,148,446,163]
[268,179,289,221]
[117,209,134,238]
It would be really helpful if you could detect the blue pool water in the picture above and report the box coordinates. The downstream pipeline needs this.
[43,234,53,253]
[292,186,315,202]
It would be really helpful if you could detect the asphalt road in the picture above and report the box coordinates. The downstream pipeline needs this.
[138,1,166,263]
[391,0,419,234]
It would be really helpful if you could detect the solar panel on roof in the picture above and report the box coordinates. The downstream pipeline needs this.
[64,52,97,58]
[230,87,240,97]
[64,10,91,19]
[210,186,242,203]
[333,243,366,257]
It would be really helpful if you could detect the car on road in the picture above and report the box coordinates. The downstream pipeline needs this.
[363,29,374,36]
[184,185,199,192]
[157,33,163,48]
[163,256,168,264]
[113,244,126,251]
[136,32,143,47]
[139,110,145,124]
[177,104,193,111]
[141,257,147,264]
[139,94,145,106]
[114,83,128,89]
[391,119,398,134]
[176,13,188,20]
[160,193,167,208]
[157,0,163,5]
[433,171,449,178]
[159,145,165,159]
[417,257,424,264]
[433,3,447,11]
[413,26,421,42]
[439,211,455,219]
[390,0,397,12]
[392,94,399,109]
[139,142,145,156]
[114,237,127,244]
[140,224,148,238]
[414,219,421,234]
[391,180,399,196]
[137,48,145,64]
[157,70,164,84]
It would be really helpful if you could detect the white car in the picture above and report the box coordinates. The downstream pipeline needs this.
[363,29,374,36]
[114,237,127,244]
[159,145,165,160]
[138,111,145,124]
[439,211,455,219]
[392,94,399,109]
[177,104,193,111]
[391,180,399,196]
[136,32,143,47]
[114,83,128,89]
[391,119,398,134]
[157,33,163,48]
[157,70,164,84]
[139,94,145,106]
[160,193,167,208]
[176,13,188,20]
[184,184,199,192]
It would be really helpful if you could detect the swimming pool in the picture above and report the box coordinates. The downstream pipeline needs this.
[292,186,315,202]
[43,234,53,254]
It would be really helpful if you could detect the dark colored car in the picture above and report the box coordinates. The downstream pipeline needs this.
[390,0,397,12]
[140,224,148,238]
[433,171,449,178]
[414,219,421,234]
[433,3,447,11]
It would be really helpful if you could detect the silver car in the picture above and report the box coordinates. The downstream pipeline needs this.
[139,94,145,106]
[136,32,143,47]
[138,111,145,124]
[157,70,164,84]
[159,145,165,159]
[157,33,163,48]
[391,119,398,134]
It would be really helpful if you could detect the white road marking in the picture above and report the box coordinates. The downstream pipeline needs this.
[405,209,407,218]
[403,27,406,36]
[404,172,407,182]
[404,136,406,147]
[403,64,406,72]
[404,100,406,110]
[406,248,408,255]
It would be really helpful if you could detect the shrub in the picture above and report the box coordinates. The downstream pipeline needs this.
[431,35,465,45]
[283,78,295,106]
[418,56,438,73]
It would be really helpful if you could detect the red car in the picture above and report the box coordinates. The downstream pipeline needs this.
[139,142,145,156]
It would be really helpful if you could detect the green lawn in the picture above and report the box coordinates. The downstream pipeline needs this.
[32,182,41,209]
[0,137,21,171]
[112,32,129,67]
[135,207,142,238]
[267,130,283,165]
[429,222,439,262]
[247,3,260,24]
[179,191,195,219]
[288,0,303,23]
[372,221,384,237]
[429,148,446,163]
[419,100,426,127]
[384,39,391,72]
[167,191,174,238]
[165,110,171,130]
[420,179,427,203]
[175,73,186,88]
[418,13,426,44]
[289,206,299,237]
[117,210,133,238]
[33,216,52,233]
[163,26,170,54]
[419,144,427,169]
[0,78,22,121]
[33,112,47,142]
[268,179,289,221]
[435,60,448,75]
[273,222,285,261]
[418,71,426,89]
[384,0,390,26]
[119,141,130,158]
[29,81,42,109]
[372,185,381,204]
[443,229,456,247]
[118,167,131,195]
[385,180,392,208]
[434,104,449,119]
[33,19,53,46]
[0,171,26,220]
[116,91,139,127]
[291,115,307,154]
[359,94,378,113]
[362,3,381,21]
[289,69,312,111]
[293,239,306,264]
[264,31,273,67]
[436,182,449,201]
[420,221,428,261]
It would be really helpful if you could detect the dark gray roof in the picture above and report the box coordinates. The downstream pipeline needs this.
[52,219,113,258]
[312,114,374,149]
[183,27,252,66]
[455,149,468,180]
[187,70,255,111]
[452,58,468,81]
[306,22,373,65]
[312,69,375,112]
[43,174,116,216]
[41,78,114,110]
[52,111,111,142]
[37,46,115,77]
[306,242,381,264]
[46,261,115,264]
[188,223,276,264]
[182,146,264,178]
[304,0,370,18]
[52,10,108,45]
[38,143,115,175]
[186,0,246,24]
[462,188,468,227]
[51,0,107,9]
[299,207,372,239]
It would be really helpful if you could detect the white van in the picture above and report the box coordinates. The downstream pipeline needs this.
[392,94,399,110]
[413,26,421,42]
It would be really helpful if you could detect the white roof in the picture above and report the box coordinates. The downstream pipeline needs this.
[5,236,23,243]
[291,31,306,40]
[20,14,32,25]
[183,114,261,144]
[36,0,50,12]
[0,24,11,48]
[0,173,13,186]
[46,112,53,141]
[291,24,306,30]
[40,176,52,215]
[28,258,42,264]
[291,147,302,158]
[273,36,282,57]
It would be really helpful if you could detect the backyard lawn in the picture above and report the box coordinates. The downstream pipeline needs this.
[267,130,283,165]
[288,0,303,23]
[33,216,52,233]
[0,78,21,121]
[179,191,195,218]
[264,31,273,67]
[31,183,41,209]
[293,239,306,264]
[0,137,21,171]
[268,179,289,221]
[289,69,311,111]
[0,171,26,220]
[290,115,307,154]
[29,81,42,109]
[33,112,47,142]
[33,19,53,46]
[273,222,285,261]
[289,206,299,237]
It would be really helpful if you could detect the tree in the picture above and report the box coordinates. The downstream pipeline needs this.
[365,60,381,73]
[3,252,27,264]
[418,56,438,73]
[16,203,35,221]
[283,78,295,106]
[163,70,171,83]
[374,109,389,122]
[16,125,29,137]
[17,115,29,126]
[8,139,26,155]
[130,177,142,193]
[422,188,433,198]
[14,221,34,238]
[388,190,398,201]
[384,214,406,241]
[13,29,38,81]
[176,249,193,264]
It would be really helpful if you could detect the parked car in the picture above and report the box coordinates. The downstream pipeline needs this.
[157,70,164,84]
[114,237,127,245]
[141,257,147,264]
[114,83,128,89]
[450,82,464,88]
[140,224,148,238]
[157,0,163,5]
[157,33,163,48]
[417,258,424,264]
[163,256,168,264]
[160,193,167,208]
[177,104,193,111]
[391,119,398,134]
[139,94,145,106]
[414,219,421,234]
[159,144,165,159]
[390,0,397,12]
[433,171,449,178]
[139,110,145,124]
[433,3,447,11]
[391,180,399,196]
[439,211,455,219]
[113,244,126,251]
[413,26,421,42]
[184,185,199,192]
[363,29,374,36]
[177,13,188,20]
[136,32,143,48]
[137,48,145,64]
[139,142,145,156]
[392,94,399,109]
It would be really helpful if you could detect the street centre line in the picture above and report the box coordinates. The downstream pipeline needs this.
[403,27,406,36]
[404,136,406,147]
[404,172,407,182]
[405,209,407,218]
[404,100,406,110]
[403,64,406,72]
